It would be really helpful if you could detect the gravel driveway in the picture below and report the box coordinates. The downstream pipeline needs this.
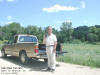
[0,51,100,75]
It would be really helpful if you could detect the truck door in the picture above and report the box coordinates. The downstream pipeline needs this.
[5,37,15,55]
[11,35,19,56]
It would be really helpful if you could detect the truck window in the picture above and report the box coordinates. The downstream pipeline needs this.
[19,36,38,42]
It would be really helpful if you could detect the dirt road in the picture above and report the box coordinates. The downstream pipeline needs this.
[0,52,100,75]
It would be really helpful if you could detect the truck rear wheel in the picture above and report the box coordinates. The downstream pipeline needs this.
[1,49,7,58]
[20,52,29,64]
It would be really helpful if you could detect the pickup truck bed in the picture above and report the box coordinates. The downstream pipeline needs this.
[38,44,67,58]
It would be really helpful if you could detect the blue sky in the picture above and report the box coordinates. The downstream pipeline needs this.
[0,0,100,29]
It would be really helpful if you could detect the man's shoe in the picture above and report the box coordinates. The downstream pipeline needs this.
[46,67,51,71]
[50,69,55,73]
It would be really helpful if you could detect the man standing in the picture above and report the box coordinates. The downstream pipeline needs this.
[43,26,57,72]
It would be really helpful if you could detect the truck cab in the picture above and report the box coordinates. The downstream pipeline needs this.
[1,34,39,64]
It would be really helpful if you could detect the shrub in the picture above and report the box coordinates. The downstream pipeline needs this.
[71,39,82,44]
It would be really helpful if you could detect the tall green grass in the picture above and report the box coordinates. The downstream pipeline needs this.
[57,43,100,68]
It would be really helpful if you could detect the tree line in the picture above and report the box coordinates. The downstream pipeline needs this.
[0,22,100,43]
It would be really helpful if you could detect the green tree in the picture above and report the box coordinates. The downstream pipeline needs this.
[1,22,24,40]
[0,26,4,40]
[38,27,44,43]
[60,21,73,43]
[25,25,38,35]
[25,25,44,43]
[88,33,98,42]
[96,28,100,41]
[73,26,89,42]
[88,26,99,42]
[89,26,98,34]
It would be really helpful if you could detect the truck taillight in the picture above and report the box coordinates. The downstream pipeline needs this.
[34,45,39,53]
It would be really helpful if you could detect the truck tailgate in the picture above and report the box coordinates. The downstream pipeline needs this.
[38,44,67,56]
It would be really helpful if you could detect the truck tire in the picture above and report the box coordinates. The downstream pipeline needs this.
[1,49,7,58]
[20,51,29,64]
[44,59,48,63]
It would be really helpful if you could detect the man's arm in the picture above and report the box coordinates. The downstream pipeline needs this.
[53,41,57,53]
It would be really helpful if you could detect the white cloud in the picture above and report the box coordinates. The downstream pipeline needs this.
[7,0,16,2]
[81,1,86,8]
[7,16,14,20]
[43,4,79,13]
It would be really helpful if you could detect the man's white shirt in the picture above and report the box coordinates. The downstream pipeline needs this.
[46,33,57,46]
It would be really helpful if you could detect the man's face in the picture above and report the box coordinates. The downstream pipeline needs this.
[48,27,52,35]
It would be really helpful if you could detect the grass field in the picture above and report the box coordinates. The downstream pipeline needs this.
[57,43,100,68]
